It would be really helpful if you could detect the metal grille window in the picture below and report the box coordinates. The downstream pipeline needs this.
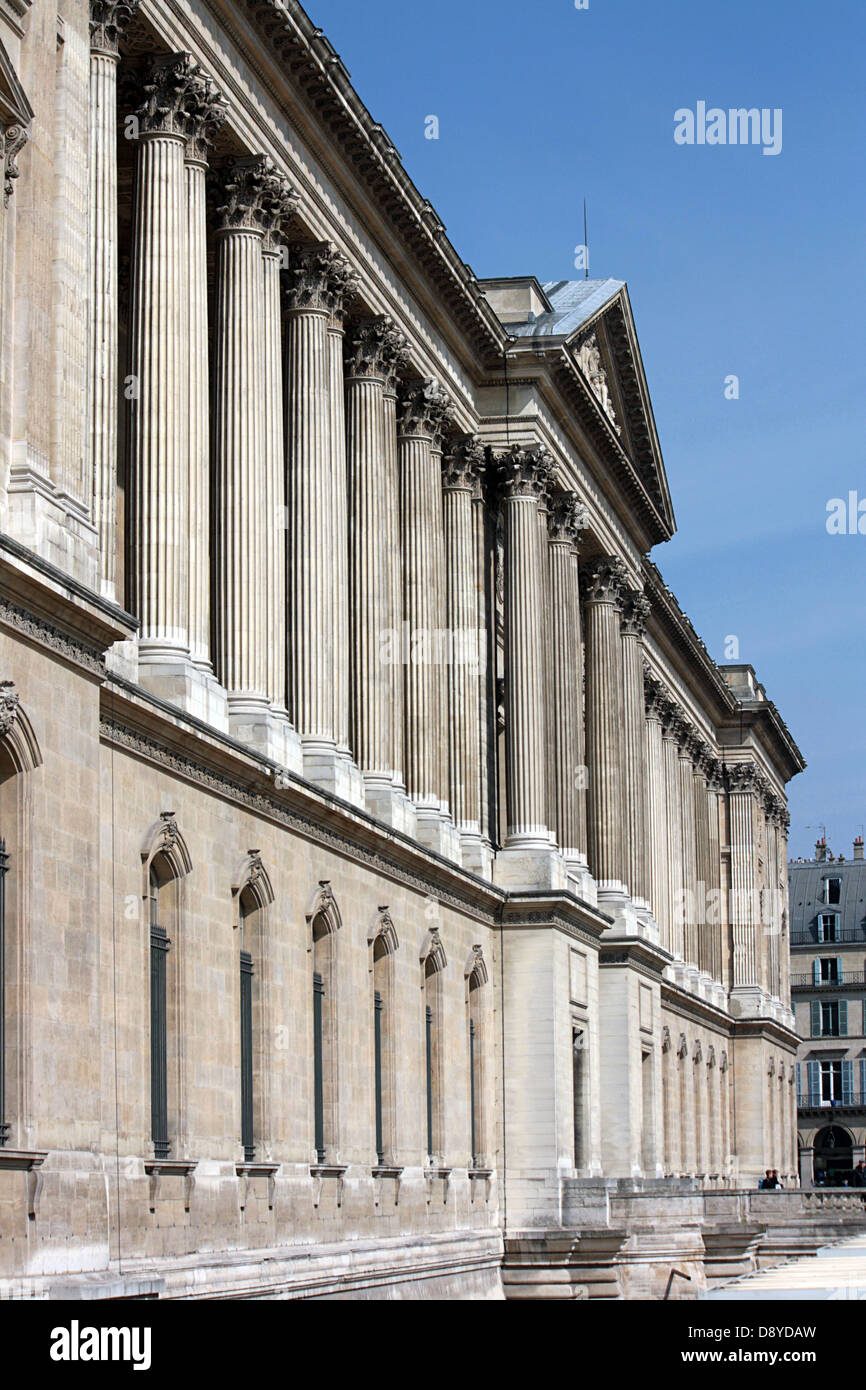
[373,991,384,1166]
[469,1017,477,1169]
[149,868,170,1159]
[313,971,325,1163]
[425,1003,434,1163]
[240,950,254,1163]
[0,838,8,1148]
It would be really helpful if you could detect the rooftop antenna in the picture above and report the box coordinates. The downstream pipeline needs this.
[583,199,589,280]
[806,824,827,845]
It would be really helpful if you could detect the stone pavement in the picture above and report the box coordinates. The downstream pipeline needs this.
[703,1235,866,1300]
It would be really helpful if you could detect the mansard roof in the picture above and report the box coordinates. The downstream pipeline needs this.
[788,859,866,937]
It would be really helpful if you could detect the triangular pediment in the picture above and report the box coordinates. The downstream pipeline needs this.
[548,281,675,538]
[495,277,676,541]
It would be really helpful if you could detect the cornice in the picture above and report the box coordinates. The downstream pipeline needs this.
[0,536,136,671]
[205,0,505,367]
[642,560,739,719]
[100,678,504,926]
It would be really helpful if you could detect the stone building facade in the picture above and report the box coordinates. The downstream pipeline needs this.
[0,0,804,1298]
[791,839,866,1186]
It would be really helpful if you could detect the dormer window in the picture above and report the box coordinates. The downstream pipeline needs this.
[818,914,840,943]
[826,878,842,905]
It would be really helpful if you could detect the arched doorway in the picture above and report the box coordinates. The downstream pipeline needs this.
[814,1124,854,1184]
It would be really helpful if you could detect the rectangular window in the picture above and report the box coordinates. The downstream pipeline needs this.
[820,958,841,983]
[821,1060,843,1103]
[821,1001,840,1037]
[240,951,254,1163]
[827,879,841,905]
[425,1004,434,1163]
[0,838,8,1147]
[313,972,325,1164]
[469,1017,477,1169]
[149,875,170,1159]
[373,990,384,1167]
[819,914,840,943]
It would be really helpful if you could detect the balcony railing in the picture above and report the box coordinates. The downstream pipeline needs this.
[798,1093,866,1112]
[791,930,866,947]
[791,971,866,989]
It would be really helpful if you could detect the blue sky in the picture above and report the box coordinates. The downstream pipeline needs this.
[310,0,866,858]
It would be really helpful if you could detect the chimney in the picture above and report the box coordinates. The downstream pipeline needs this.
[815,838,827,863]
[855,836,864,861]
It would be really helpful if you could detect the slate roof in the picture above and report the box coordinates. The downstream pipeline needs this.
[506,278,625,338]
[789,859,866,940]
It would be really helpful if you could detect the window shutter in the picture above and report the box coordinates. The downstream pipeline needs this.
[813,958,821,986]
[839,999,848,1036]
[842,1060,854,1105]
[863,999,866,1035]
[796,1062,802,1102]
[837,957,843,984]
[807,1060,820,1105]
[811,1000,821,1037]
[818,916,825,943]
[860,1059,866,1106]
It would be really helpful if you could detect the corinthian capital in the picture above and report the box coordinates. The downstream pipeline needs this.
[496,443,555,501]
[90,0,141,56]
[547,491,590,546]
[442,435,485,494]
[398,380,455,446]
[643,668,667,720]
[579,555,628,606]
[212,157,295,236]
[344,316,400,379]
[283,242,353,312]
[726,760,762,795]
[184,79,229,165]
[620,588,652,638]
[133,53,220,141]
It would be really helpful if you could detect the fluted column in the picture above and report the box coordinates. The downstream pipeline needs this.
[382,331,410,794]
[706,761,724,986]
[262,229,287,712]
[644,672,669,947]
[497,446,555,850]
[184,86,227,675]
[284,243,347,758]
[474,471,494,854]
[345,319,395,806]
[580,556,629,893]
[727,762,761,992]
[778,809,792,1011]
[662,705,685,961]
[692,747,712,976]
[678,729,700,969]
[548,493,589,866]
[399,380,455,852]
[442,436,485,864]
[621,590,652,910]
[212,156,287,746]
[326,262,361,768]
[130,54,210,674]
[88,2,140,598]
